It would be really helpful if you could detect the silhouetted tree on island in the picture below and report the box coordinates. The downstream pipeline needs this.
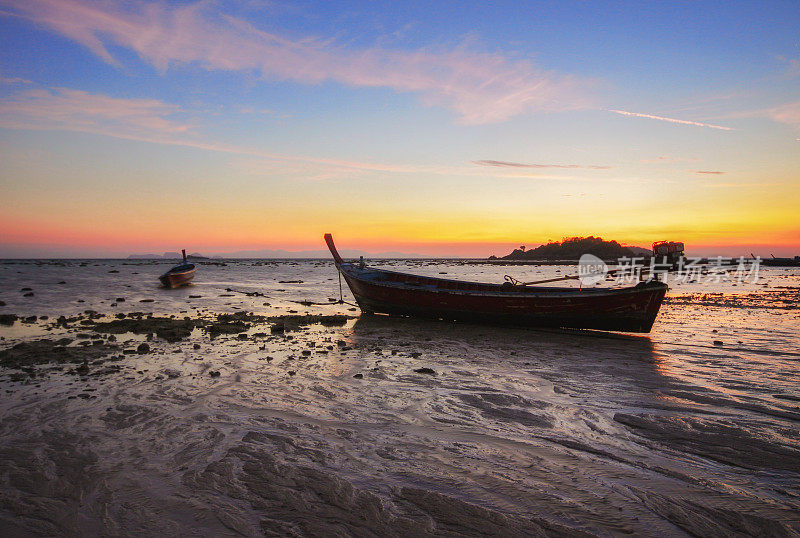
[500,236,636,261]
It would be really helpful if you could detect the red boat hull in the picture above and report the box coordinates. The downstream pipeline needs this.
[326,234,667,333]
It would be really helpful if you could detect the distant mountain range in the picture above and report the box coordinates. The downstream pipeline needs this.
[127,252,207,259]
[128,243,652,260]
[127,249,426,259]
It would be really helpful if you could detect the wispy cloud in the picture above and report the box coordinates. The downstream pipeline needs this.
[763,99,800,128]
[1,0,594,124]
[784,58,800,77]
[695,170,725,175]
[472,160,611,170]
[641,156,699,164]
[0,85,612,182]
[705,182,781,188]
[0,75,32,84]
[607,109,735,131]
[731,98,800,130]
[0,87,191,138]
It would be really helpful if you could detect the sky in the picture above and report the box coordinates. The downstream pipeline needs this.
[0,0,798,258]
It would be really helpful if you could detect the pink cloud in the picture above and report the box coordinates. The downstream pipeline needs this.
[695,170,725,175]
[0,84,604,182]
[641,156,699,164]
[2,0,593,124]
[472,160,611,170]
[0,75,32,84]
[607,109,735,131]
[0,87,190,138]
[764,99,800,127]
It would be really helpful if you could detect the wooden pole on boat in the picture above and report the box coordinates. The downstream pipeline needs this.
[182,249,186,262]
[510,266,652,286]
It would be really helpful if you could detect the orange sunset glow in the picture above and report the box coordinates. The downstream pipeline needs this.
[1,0,798,259]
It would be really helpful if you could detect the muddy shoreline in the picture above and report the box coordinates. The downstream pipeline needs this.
[1,261,799,536]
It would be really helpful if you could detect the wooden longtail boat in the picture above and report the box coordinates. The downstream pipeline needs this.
[325,234,668,333]
[159,250,196,288]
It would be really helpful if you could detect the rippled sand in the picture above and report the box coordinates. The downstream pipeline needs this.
[1,260,799,536]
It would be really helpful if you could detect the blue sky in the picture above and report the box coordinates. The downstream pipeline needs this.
[0,0,798,257]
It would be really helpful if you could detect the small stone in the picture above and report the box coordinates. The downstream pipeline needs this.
[413,367,436,375]
[23,292,34,297]
[193,343,201,349]
[353,373,363,379]
[287,371,296,376]
[209,370,221,377]
[115,298,125,302]
[137,343,150,354]
[713,340,724,346]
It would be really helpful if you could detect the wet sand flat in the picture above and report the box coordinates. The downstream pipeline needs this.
[1,259,799,536]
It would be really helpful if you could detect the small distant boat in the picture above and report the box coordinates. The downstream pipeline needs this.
[325,234,668,333]
[159,250,196,288]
